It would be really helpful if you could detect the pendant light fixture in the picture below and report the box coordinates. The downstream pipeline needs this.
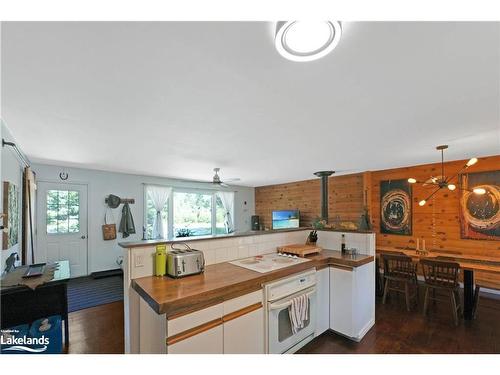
[408,145,482,206]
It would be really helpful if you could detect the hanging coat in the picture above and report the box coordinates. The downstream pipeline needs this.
[119,202,136,238]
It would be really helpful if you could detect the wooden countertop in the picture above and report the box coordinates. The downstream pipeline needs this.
[132,249,374,317]
[119,227,310,248]
[119,228,375,249]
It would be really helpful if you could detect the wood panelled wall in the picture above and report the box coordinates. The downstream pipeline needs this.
[369,154,500,259]
[255,173,364,228]
[255,155,500,263]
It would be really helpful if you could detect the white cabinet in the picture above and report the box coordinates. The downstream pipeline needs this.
[315,267,330,336]
[166,303,224,354]
[329,262,375,341]
[168,325,223,354]
[165,290,264,354]
[223,289,264,354]
[224,307,264,353]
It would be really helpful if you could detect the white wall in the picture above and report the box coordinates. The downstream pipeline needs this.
[32,163,255,275]
[1,122,24,273]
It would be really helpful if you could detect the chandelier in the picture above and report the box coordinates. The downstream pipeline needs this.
[408,145,484,206]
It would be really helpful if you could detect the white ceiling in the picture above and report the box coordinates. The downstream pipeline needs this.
[1,22,499,187]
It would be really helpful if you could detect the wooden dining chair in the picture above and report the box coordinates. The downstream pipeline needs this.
[420,259,462,326]
[381,253,419,311]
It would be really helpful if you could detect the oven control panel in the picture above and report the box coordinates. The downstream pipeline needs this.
[265,269,316,302]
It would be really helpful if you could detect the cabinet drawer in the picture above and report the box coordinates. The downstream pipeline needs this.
[223,289,263,315]
[167,303,223,337]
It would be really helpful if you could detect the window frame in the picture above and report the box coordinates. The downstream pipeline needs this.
[143,185,234,240]
[46,189,81,235]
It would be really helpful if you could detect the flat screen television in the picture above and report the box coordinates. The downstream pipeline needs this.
[272,209,300,229]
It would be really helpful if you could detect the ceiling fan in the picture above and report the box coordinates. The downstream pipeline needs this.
[211,167,240,188]
[408,145,484,206]
[179,167,240,188]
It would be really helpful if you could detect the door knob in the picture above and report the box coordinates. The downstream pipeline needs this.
[81,235,86,239]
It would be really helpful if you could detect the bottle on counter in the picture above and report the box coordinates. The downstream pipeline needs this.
[341,234,346,253]
[155,244,167,277]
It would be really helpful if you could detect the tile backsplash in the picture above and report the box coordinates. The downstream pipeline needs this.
[127,230,375,280]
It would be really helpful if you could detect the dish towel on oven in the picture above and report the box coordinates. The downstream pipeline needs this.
[288,293,309,334]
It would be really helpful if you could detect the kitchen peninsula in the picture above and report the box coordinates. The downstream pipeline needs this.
[119,229,376,354]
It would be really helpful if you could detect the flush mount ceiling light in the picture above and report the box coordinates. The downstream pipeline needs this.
[275,21,342,62]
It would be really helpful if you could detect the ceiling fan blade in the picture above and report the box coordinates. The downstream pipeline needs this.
[224,178,241,182]
[178,178,209,184]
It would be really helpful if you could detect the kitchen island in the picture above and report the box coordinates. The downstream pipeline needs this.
[133,250,373,317]
[121,228,376,354]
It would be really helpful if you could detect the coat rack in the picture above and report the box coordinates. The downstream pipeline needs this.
[105,197,135,205]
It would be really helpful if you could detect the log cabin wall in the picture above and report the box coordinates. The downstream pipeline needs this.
[255,173,364,228]
[255,154,500,284]
[255,154,500,261]
[369,154,500,259]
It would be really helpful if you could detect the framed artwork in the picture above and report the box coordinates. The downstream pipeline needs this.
[459,170,499,240]
[380,179,412,235]
[3,181,20,249]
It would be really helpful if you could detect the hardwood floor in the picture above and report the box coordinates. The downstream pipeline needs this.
[66,301,124,354]
[299,290,500,354]
[64,290,500,354]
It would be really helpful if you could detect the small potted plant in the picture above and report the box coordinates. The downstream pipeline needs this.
[176,228,193,238]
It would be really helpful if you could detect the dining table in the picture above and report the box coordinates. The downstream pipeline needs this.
[376,247,500,320]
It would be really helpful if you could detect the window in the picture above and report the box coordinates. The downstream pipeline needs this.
[46,190,80,234]
[173,192,212,237]
[144,186,235,239]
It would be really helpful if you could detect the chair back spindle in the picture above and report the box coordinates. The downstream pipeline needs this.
[421,259,459,288]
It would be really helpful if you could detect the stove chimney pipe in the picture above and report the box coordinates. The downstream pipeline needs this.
[314,171,335,222]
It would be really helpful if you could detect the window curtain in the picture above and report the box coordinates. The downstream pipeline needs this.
[146,185,172,239]
[217,191,235,233]
[23,167,36,265]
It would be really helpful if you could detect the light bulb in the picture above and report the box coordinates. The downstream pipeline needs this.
[419,200,426,206]
[473,188,486,195]
[408,178,417,184]
[447,184,456,191]
[466,157,478,167]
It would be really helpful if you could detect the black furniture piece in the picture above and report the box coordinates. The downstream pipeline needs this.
[251,215,260,231]
[1,261,70,345]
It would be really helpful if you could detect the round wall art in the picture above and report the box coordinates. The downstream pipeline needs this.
[380,179,412,235]
[460,180,500,239]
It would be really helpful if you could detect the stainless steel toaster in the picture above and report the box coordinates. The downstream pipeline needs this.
[167,243,205,278]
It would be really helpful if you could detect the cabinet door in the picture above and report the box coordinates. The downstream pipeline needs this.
[224,307,264,354]
[329,266,354,337]
[167,324,223,354]
[315,267,330,336]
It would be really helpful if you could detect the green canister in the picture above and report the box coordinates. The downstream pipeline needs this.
[155,244,167,276]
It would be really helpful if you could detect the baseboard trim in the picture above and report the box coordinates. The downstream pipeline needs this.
[329,318,375,343]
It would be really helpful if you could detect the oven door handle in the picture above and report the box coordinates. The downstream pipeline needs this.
[268,289,316,311]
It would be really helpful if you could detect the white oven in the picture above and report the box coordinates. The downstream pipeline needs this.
[265,269,317,354]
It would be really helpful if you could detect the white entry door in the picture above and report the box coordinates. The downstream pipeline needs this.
[36,182,88,277]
